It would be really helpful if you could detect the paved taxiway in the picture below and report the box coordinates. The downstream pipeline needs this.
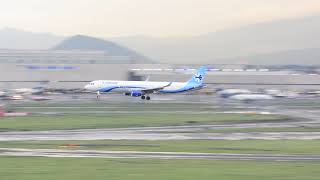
[1,128,320,141]
[2,95,320,141]
[1,148,319,161]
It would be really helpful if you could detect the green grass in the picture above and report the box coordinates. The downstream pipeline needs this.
[0,113,285,131]
[1,140,320,155]
[194,127,320,133]
[0,157,319,180]
[10,101,225,112]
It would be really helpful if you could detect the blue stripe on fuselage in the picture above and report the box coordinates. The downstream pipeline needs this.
[98,86,146,92]
[98,84,204,93]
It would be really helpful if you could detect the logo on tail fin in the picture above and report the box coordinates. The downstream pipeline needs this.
[187,66,207,85]
[195,74,203,81]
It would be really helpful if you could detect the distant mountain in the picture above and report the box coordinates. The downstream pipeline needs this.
[0,28,64,49]
[225,48,320,65]
[2,14,320,65]
[112,15,320,64]
[53,35,153,63]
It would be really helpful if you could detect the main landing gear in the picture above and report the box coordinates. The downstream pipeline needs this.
[141,95,151,100]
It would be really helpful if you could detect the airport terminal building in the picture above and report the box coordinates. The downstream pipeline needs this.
[0,49,319,90]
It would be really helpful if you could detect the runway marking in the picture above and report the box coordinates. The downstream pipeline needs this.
[2,130,320,141]
[16,107,126,109]
[0,148,319,161]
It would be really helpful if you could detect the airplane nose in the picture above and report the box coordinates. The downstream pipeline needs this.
[84,84,90,90]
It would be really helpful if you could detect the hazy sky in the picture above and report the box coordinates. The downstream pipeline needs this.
[1,0,320,37]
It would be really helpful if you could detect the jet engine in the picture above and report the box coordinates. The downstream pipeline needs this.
[130,90,143,97]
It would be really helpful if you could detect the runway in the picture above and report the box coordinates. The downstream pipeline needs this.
[2,96,320,141]
[0,98,320,141]
[1,128,320,141]
[1,148,319,161]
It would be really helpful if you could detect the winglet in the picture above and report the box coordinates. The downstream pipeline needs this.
[145,75,150,81]
[165,82,172,87]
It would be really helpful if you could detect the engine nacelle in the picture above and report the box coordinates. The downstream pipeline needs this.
[131,90,142,97]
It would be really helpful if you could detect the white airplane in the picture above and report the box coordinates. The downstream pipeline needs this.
[216,89,251,98]
[264,89,299,98]
[13,87,46,95]
[84,66,207,100]
[0,91,7,97]
[229,94,274,101]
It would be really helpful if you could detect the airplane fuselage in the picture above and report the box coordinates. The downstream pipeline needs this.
[85,80,202,94]
[84,66,207,100]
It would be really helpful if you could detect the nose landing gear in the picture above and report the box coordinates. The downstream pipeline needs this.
[96,91,100,100]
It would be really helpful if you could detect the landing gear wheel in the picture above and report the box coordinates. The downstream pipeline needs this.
[96,91,101,100]
[146,96,151,100]
[141,95,146,100]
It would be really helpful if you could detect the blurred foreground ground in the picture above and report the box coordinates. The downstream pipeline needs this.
[0,93,320,179]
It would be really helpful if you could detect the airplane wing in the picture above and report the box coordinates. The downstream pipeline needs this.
[141,82,172,94]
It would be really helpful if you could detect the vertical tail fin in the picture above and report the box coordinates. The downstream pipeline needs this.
[187,66,207,85]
